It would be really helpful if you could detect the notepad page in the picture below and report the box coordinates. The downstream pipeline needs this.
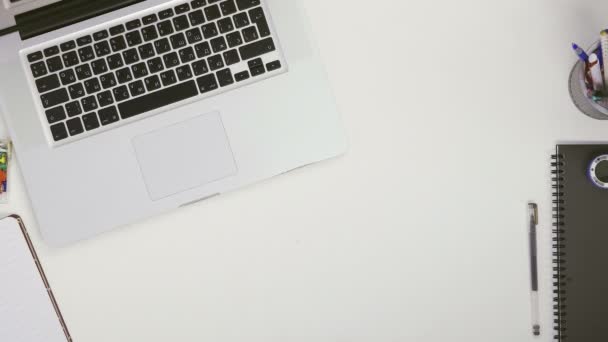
[0,218,67,342]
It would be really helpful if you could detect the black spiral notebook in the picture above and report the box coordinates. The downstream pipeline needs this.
[553,145,608,341]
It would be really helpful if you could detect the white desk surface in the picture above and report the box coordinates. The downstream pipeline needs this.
[2,1,606,341]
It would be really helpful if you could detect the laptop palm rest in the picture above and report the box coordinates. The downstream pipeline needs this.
[132,112,237,201]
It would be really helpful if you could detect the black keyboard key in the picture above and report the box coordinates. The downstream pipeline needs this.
[93,30,109,41]
[218,17,234,34]
[144,75,161,91]
[154,38,171,54]
[41,88,69,108]
[138,43,155,59]
[192,60,208,75]
[77,35,92,46]
[82,112,100,131]
[234,70,249,82]
[233,12,249,28]
[122,48,140,64]
[236,0,259,10]
[36,74,60,93]
[157,20,174,36]
[249,7,270,37]
[163,52,180,68]
[110,36,127,52]
[211,36,227,52]
[125,31,142,47]
[266,60,281,71]
[223,49,240,65]
[65,101,82,117]
[27,51,43,62]
[84,78,101,94]
[100,72,117,89]
[173,15,190,31]
[194,41,212,57]
[247,57,262,68]
[188,10,205,25]
[239,37,275,60]
[91,59,108,75]
[170,32,187,49]
[204,4,221,21]
[191,0,206,9]
[60,40,76,52]
[147,57,164,73]
[196,73,218,93]
[216,68,233,87]
[185,27,203,44]
[63,52,80,67]
[226,31,243,47]
[126,19,141,31]
[68,83,86,99]
[176,65,193,81]
[45,106,66,123]
[128,80,146,96]
[116,67,134,83]
[175,3,190,14]
[113,85,130,101]
[59,69,77,85]
[248,6,264,22]
[66,117,84,136]
[46,56,63,72]
[81,95,98,111]
[30,61,47,78]
[242,26,258,42]
[158,8,174,20]
[97,90,114,107]
[201,22,218,39]
[44,46,60,57]
[107,53,124,69]
[93,40,112,57]
[179,46,196,63]
[220,0,237,15]
[142,25,158,42]
[110,24,125,36]
[250,64,264,76]
[160,70,177,86]
[119,80,198,119]
[207,54,224,70]
[142,14,158,25]
[75,64,93,80]
[131,62,149,79]
[50,122,68,141]
[78,46,95,62]
[98,106,119,125]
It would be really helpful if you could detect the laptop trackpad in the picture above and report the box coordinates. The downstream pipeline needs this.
[133,112,237,201]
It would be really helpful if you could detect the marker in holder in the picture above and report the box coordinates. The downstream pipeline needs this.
[0,140,12,204]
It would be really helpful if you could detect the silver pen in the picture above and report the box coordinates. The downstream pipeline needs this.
[528,203,540,336]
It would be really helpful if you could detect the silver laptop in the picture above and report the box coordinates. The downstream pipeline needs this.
[0,0,347,246]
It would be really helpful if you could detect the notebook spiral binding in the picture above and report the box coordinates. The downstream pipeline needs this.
[552,154,566,340]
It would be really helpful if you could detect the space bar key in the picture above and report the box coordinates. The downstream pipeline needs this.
[118,80,199,119]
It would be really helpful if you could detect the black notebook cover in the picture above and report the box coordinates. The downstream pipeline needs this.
[553,145,608,341]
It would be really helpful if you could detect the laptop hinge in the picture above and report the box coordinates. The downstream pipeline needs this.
[13,0,146,40]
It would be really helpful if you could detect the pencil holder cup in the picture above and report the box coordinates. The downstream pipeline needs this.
[569,41,608,120]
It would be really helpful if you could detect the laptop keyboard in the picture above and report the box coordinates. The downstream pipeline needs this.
[23,0,285,144]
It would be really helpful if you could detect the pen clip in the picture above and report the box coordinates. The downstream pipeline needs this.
[528,203,538,225]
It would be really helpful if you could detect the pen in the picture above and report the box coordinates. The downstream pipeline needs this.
[528,203,540,336]
[572,43,589,62]
[588,53,605,91]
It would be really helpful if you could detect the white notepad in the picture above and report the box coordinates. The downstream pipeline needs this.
[0,216,70,342]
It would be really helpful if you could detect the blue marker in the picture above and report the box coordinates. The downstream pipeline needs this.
[572,43,589,62]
